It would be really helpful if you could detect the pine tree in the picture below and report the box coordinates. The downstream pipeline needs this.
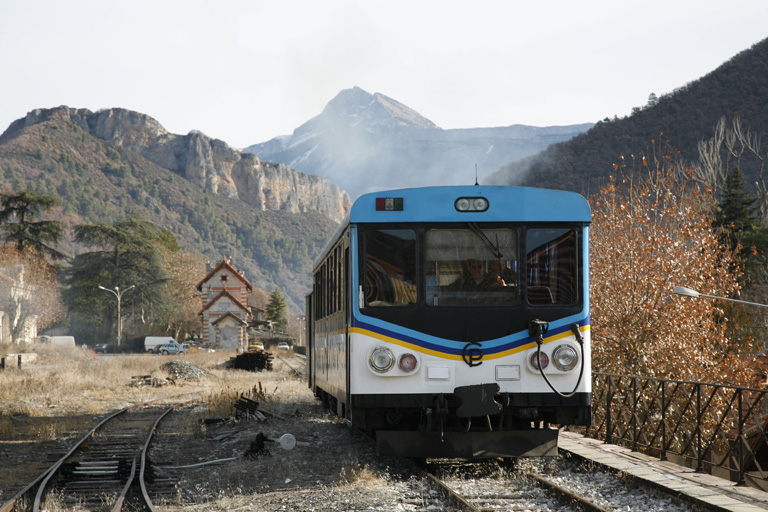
[0,190,65,260]
[266,288,288,332]
[715,165,768,282]
[62,216,174,345]
[717,166,756,238]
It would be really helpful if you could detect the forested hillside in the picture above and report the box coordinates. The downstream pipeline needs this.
[0,109,339,310]
[486,37,768,197]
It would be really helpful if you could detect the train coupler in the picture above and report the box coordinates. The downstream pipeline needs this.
[455,383,501,418]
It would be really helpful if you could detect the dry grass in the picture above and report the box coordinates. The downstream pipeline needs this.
[334,462,389,485]
[0,345,309,441]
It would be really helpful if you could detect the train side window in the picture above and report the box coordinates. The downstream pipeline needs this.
[526,228,578,305]
[330,250,336,314]
[363,229,417,307]
[321,262,327,318]
[335,245,342,313]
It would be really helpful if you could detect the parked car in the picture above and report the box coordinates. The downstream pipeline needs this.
[156,342,188,355]
[276,341,291,351]
[249,341,265,351]
[144,336,176,353]
[93,343,108,354]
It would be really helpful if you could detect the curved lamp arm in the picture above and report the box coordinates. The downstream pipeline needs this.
[674,286,768,309]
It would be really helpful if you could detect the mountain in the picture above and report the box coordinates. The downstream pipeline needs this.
[0,107,352,310]
[244,87,593,198]
[484,37,768,196]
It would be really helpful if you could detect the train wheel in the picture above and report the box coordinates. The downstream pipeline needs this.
[407,457,427,468]
[498,457,517,471]
[320,390,330,410]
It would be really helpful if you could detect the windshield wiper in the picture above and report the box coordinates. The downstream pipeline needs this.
[468,222,503,260]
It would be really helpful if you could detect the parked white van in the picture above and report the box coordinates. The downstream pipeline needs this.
[144,336,176,353]
[34,335,76,347]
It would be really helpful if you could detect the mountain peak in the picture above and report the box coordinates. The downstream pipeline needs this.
[244,87,592,199]
[322,86,438,130]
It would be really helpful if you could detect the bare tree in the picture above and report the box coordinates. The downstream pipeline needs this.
[591,142,751,385]
[695,117,766,219]
[164,250,207,340]
[0,245,63,343]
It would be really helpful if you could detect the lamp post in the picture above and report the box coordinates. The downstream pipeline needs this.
[98,284,136,346]
[673,286,768,309]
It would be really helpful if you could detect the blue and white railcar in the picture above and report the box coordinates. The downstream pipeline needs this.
[307,186,591,458]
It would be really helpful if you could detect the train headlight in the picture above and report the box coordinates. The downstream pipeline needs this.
[455,196,489,212]
[369,347,395,373]
[398,353,418,373]
[473,197,489,211]
[530,351,549,370]
[553,344,579,371]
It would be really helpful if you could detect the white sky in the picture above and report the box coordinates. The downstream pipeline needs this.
[1,1,766,149]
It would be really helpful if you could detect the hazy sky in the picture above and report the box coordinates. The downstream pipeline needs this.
[2,1,766,149]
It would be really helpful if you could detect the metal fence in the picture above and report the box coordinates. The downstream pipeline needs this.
[582,373,768,489]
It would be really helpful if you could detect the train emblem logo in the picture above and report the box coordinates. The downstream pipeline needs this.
[462,342,483,366]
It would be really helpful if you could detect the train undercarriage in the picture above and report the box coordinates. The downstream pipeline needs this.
[317,383,591,458]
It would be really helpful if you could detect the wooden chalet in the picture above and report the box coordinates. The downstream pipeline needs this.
[197,258,253,351]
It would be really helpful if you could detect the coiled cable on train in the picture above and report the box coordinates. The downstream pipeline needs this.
[529,320,586,398]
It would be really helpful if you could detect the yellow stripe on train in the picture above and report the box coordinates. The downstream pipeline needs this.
[347,325,589,362]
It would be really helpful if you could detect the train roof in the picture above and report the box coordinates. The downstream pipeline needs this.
[314,186,590,268]
[349,185,591,224]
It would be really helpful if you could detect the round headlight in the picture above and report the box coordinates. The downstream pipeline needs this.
[369,347,395,373]
[553,344,579,371]
[398,353,418,372]
[473,197,489,211]
[455,198,470,211]
[530,351,549,370]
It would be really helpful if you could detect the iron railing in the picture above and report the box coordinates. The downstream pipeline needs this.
[583,373,768,488]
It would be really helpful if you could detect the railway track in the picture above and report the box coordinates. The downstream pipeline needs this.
[417,457,687,512]
[1,399,198,512]
[275,353,306,379]
[418,459,608,512]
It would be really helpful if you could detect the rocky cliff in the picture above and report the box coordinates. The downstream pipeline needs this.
[3,107,351,222]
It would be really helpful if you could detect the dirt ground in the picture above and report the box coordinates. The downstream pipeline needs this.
[0,351,439,512]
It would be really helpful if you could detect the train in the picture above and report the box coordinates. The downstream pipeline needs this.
[306,185,591,459]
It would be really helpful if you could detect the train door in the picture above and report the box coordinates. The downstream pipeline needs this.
[305,293,314,391]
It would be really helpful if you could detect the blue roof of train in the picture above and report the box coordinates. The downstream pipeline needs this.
[350,185,591,223]
[314,186,591,267]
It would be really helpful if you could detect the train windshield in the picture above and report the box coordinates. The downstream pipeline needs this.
[425,228,519,306]
[362,224,580,309]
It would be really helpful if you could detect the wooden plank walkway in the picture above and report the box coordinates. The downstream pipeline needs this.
[559,431,768,511]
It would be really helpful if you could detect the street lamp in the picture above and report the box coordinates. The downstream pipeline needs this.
[98,284,136,346]
[673,286,768,309]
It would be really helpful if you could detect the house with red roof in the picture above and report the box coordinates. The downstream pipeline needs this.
[197,258,253,351]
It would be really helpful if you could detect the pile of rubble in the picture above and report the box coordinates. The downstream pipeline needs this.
[130,374,170,387]
[160,360,211,381]
[234,395,268,421]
